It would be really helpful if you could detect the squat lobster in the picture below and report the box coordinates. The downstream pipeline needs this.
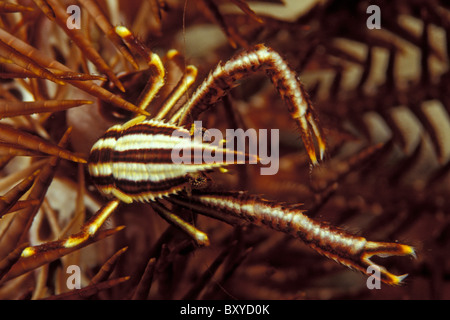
[15,26,414,287]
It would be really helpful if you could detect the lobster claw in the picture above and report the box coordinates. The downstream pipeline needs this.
[297,109,327,166]
[359,241,416,285]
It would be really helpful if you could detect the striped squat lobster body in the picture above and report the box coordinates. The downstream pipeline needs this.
[87,117,243,203]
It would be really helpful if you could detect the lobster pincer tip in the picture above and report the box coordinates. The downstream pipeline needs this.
[298,112,326,166]
[362,241,416,286]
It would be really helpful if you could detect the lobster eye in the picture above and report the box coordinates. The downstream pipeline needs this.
[98,69,153,122]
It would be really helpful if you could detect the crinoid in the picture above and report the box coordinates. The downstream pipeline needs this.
[1,0,447,300]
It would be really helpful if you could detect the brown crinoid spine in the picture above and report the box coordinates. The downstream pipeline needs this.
[0,0,448,300]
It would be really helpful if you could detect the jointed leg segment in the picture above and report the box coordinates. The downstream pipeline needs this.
[21,199,121,257]
[175,44,326,164]
[151,201,210,247]
[172,191,416,285]
[115,26,166,111]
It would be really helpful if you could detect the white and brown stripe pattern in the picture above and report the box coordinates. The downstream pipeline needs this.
[173,190,416,286]
[88,117,247,203]
[177,44,326,164]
